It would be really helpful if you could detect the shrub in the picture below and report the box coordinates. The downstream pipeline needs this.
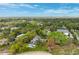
[8,42,29,54]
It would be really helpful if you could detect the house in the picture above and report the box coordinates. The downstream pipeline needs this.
[57,28,70,36]
[57,26,74,39]
[15,34,25,41]
[28,35,42,48]
[16,34,24,38]
[30,35,41,44]
[0,38,8,45]
[57,26,70,36]
[28,35,47,48]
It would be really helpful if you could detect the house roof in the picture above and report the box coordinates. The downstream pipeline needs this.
[16,34,24,38]
[57,29,70,33]
[30,35,41,44]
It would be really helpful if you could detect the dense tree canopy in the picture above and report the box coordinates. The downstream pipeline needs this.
[48,32,69,45]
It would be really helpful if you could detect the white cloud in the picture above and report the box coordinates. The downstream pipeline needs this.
[0,3,17,7]
[18,4,35,8]
[73,7,79,11]
[44,7,79,14]
[0,3,37,9]
[0,3,20,9]
[41,7,79,16]
[44,9,69,14]
[0,4,46,11]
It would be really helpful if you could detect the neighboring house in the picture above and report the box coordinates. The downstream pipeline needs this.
[57,28,70,36]
[28,35,42,48]
[57,26,73,39]
[30,35,41,44]
[16,34,24,38]
[15,34,25,40]
[57,26,70,36]
[0,38,8,45]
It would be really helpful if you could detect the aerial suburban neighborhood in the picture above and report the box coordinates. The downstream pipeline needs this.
[0,17,78,55]
[0,3,79,55]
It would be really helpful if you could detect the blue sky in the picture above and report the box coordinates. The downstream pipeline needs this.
[0,3,79,17]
